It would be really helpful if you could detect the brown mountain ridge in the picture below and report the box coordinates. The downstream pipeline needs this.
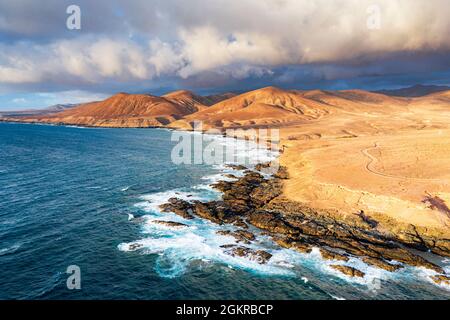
[3,86,450,129]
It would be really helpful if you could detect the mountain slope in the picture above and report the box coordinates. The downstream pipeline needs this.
[375,84,450,97]
[21,93,202,127]
[168,86,411,130]
[0,104,78,118]
[163,90,237,109]
[5,86,445,129]
[162,90,210,111]
[300,89,409,113]
[169,87,332,129]
[9,90,239,128]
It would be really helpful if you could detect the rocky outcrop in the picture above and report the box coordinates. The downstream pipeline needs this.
[361,257,403,272]
[224,246,272,264]
[330,265,365,278]
[159,198,195,220]
[273,237,312,253]
[273,166,289,179]
[431,275,450,286]
[152,220,189,228]
[217,230,255,244]
[159,167,449,278]
[128,243,143,251]
[319,248,349,262]
[225,164,248,171]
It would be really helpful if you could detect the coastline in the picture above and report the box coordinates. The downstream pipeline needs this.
[158,162,450,285]
[3,120,450,288]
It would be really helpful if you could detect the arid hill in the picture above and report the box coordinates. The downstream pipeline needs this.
[376,84,450,97]
[163,90,236,110]
[0,104,78,118]
[169,87,333,130]
[298,89,409,113]
[168,86,414,130]
[11,91,235,128]
[3,85,450,267]
[6,86,449,130]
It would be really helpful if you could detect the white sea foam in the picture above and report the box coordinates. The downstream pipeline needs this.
[405,266,450,291]
[330,295,346,300]
[120,131,449,292]
[118,226,296,278]
[136,187,219,214]
[119,132,324,278]
[297,248,389,289]
[202,134,279,169]
[0,244,21,256]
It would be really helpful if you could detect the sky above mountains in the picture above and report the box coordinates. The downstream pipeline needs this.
[0,0,449,110]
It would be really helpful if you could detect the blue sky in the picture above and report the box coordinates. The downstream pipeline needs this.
[0,0,449,110]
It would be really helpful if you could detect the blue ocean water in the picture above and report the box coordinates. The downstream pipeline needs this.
[0,122,449,300]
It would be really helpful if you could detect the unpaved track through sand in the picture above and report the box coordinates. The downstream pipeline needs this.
[361,142,443,182]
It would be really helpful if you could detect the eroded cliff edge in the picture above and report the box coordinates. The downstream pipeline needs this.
[160,164,450,284]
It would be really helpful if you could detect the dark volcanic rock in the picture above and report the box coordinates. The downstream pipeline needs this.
[362,256,403,272]
[128,243,143,251]
[273,166,289,179]
[217,230,255,244]
[431,274,450,286]
[273,237,313,253]
[250,180,282,207]
[224,173,238,180]
[220,244,236,249]
[212,180,233,193]
[233,219,249,229]
[159,198,195,220]
[248,211,299,236]
[319,248,349,262]
[225,164,247,171]
[355,210,378,228]
[192,201,222,224]
[152,220,189,228]
[330,265,365,278]
[255,162,271,172]
[159,167,449,275]
[234,229,256,242]
[225,246,272,264]
[359,243,444,273]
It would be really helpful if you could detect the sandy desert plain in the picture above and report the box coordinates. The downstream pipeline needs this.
[171,87,450,242]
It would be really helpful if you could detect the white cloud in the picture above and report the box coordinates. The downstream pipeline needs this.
[36,90,109,105]
[0,0,448,88]
[148,39,184,76]
[12,97,27,103]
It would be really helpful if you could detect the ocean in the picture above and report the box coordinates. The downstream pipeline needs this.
[0,122,449,300]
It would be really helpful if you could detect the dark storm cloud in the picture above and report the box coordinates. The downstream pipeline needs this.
[0,0,449,106]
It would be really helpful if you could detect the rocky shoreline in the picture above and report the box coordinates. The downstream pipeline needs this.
[160,163,450,285]
[5,120,450,285]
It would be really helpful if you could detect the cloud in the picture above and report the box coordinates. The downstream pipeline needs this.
[35,90,108,105]
[0,90,109,110]
[0,0,449,95]
[0,37,155,85]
